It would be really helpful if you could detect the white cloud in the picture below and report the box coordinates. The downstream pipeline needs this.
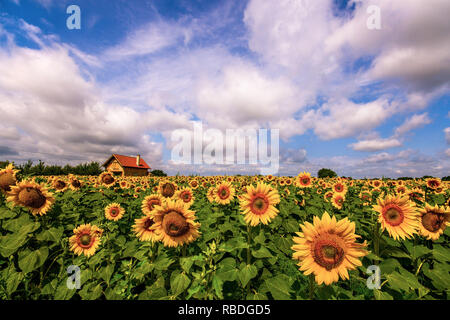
[350,138,402,152]
[394,113,431,136]
[445,128,450,144]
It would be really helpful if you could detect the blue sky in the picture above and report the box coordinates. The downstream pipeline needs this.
[0,0,449,177]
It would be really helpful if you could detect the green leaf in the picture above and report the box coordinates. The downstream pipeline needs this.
[238,264,258,288]
[35,227,64,242]
[264,274,293,300]
[252,246,273,259]
[215,258,238,282]
[180,257,194,273]
[18,247,49,274]
[54,280,77,300]
[423,263,450,291]
[432,245,450,262]
[283,219,299,233]
[374,289,393,300]
[212,275,223,299]
[0,232,29,257]
[274,237,292,255]
[379,258,402,274]
[6,270,24,296]
[153,255,175,271]
[170,272,191,296]
[0,207,16,220]
[99,263,115,285]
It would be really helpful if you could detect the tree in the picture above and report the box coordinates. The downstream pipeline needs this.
[317,168,337,178]
[150,169,167,177]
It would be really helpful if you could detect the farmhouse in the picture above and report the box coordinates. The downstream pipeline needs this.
[102,154,150,177]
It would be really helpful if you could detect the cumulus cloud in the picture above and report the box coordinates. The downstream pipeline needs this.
[394,113,432,137]
[350,138,402,152]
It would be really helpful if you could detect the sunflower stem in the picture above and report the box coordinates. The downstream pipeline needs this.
[246,224,252,298]
[308,274,315,300]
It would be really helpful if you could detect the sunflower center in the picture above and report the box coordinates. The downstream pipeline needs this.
[218,187,230,199]
[80,233,92,247]
[250,196,269,215]
[335,185,343,192]
[71,180,81,188]
[162,211,189,237]
[0,172,16,192]
[301,178,310,185]
[383,205,404,226]
[18,187,46,209]
[313,238,345,271]
[162,183,175,197]
[143,217,154,230]
[102,174,114,184]
[421,211,444,232]
[147,199,160,211]
[55,180,66,189]
[110,207,120,217]
[181,192,191,202]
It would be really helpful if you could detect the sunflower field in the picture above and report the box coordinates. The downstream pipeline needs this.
[0,164,449,300]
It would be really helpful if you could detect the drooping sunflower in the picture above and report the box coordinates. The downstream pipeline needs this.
[417,204,450,240]
[323,191,333,202]
[239,182,280,226]
[295,172,312,188]
[151,199,201,247]
[372,194,419,240]
[206,187,216,203]
[52,178,69,193]
[104,203,125,221]
[69,224,103,257]
[331,193,345,210]
[214,181,235,205]
[68,176,82,191]
[426,178,441,190]
[0,163,18,193]
[141,194,164,215]
[175,187,195,207]
[7,180,55,216]
[133,214,161,242]
[99,172,116,188]
[292,212,368,286]
[406,188,425,202]
[158,180,178,198]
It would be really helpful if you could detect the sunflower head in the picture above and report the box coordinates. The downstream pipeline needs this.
[151,199,200,247]
[373,194,419,240]
[69,224,103,257]
[331,193,345,210]
[239,182,280,226]
[0,164,19,193]
[6,180,55,216]
[175,187,195,206]
[141,194,164,215]
[292,212,368,286]
[295,172,312,188]
[214,181,235,205]
[53,178,68,192]
[159,180,177,198]
[133,214,161,242]
[99,172,116,187]
[105,203,125,221]
[426,178,441,190]
[418,204,450,240]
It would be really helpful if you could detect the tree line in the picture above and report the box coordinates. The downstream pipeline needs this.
[0,160,102,176]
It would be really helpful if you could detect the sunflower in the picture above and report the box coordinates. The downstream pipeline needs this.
[68,176,82,191]
[406,188,425,202]
[426,178,441,190]
[104,203,125,221]
[7,180,55,216]
[175,187,195,206]
[214,181,235,205]
[99,172,116,188]
[332,182,347,195]
[119,180,130,189]
[141,194,164,215]
[372,194,419,240]
[158,180,178,198]
[52,178,69,193]
[295,172,312,188]
[292,212,368,286]
[239,182,280,226]
[189,179,199,190]
[396,186,406,195]
[69,224,103,257]
[331,193,345,210]
[151,199,201,247]
[133,214,161,242]
[417,204,450,240]
[206,187,216,203]
[371,180,383,188]
[323,191,333,202]
[0,164,18,193]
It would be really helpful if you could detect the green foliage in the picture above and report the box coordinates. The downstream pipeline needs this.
[3,160,102,176]
[150,169,168,177]
[317,168,337,178]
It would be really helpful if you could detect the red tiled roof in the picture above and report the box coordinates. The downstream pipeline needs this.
[104,154,151,169]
